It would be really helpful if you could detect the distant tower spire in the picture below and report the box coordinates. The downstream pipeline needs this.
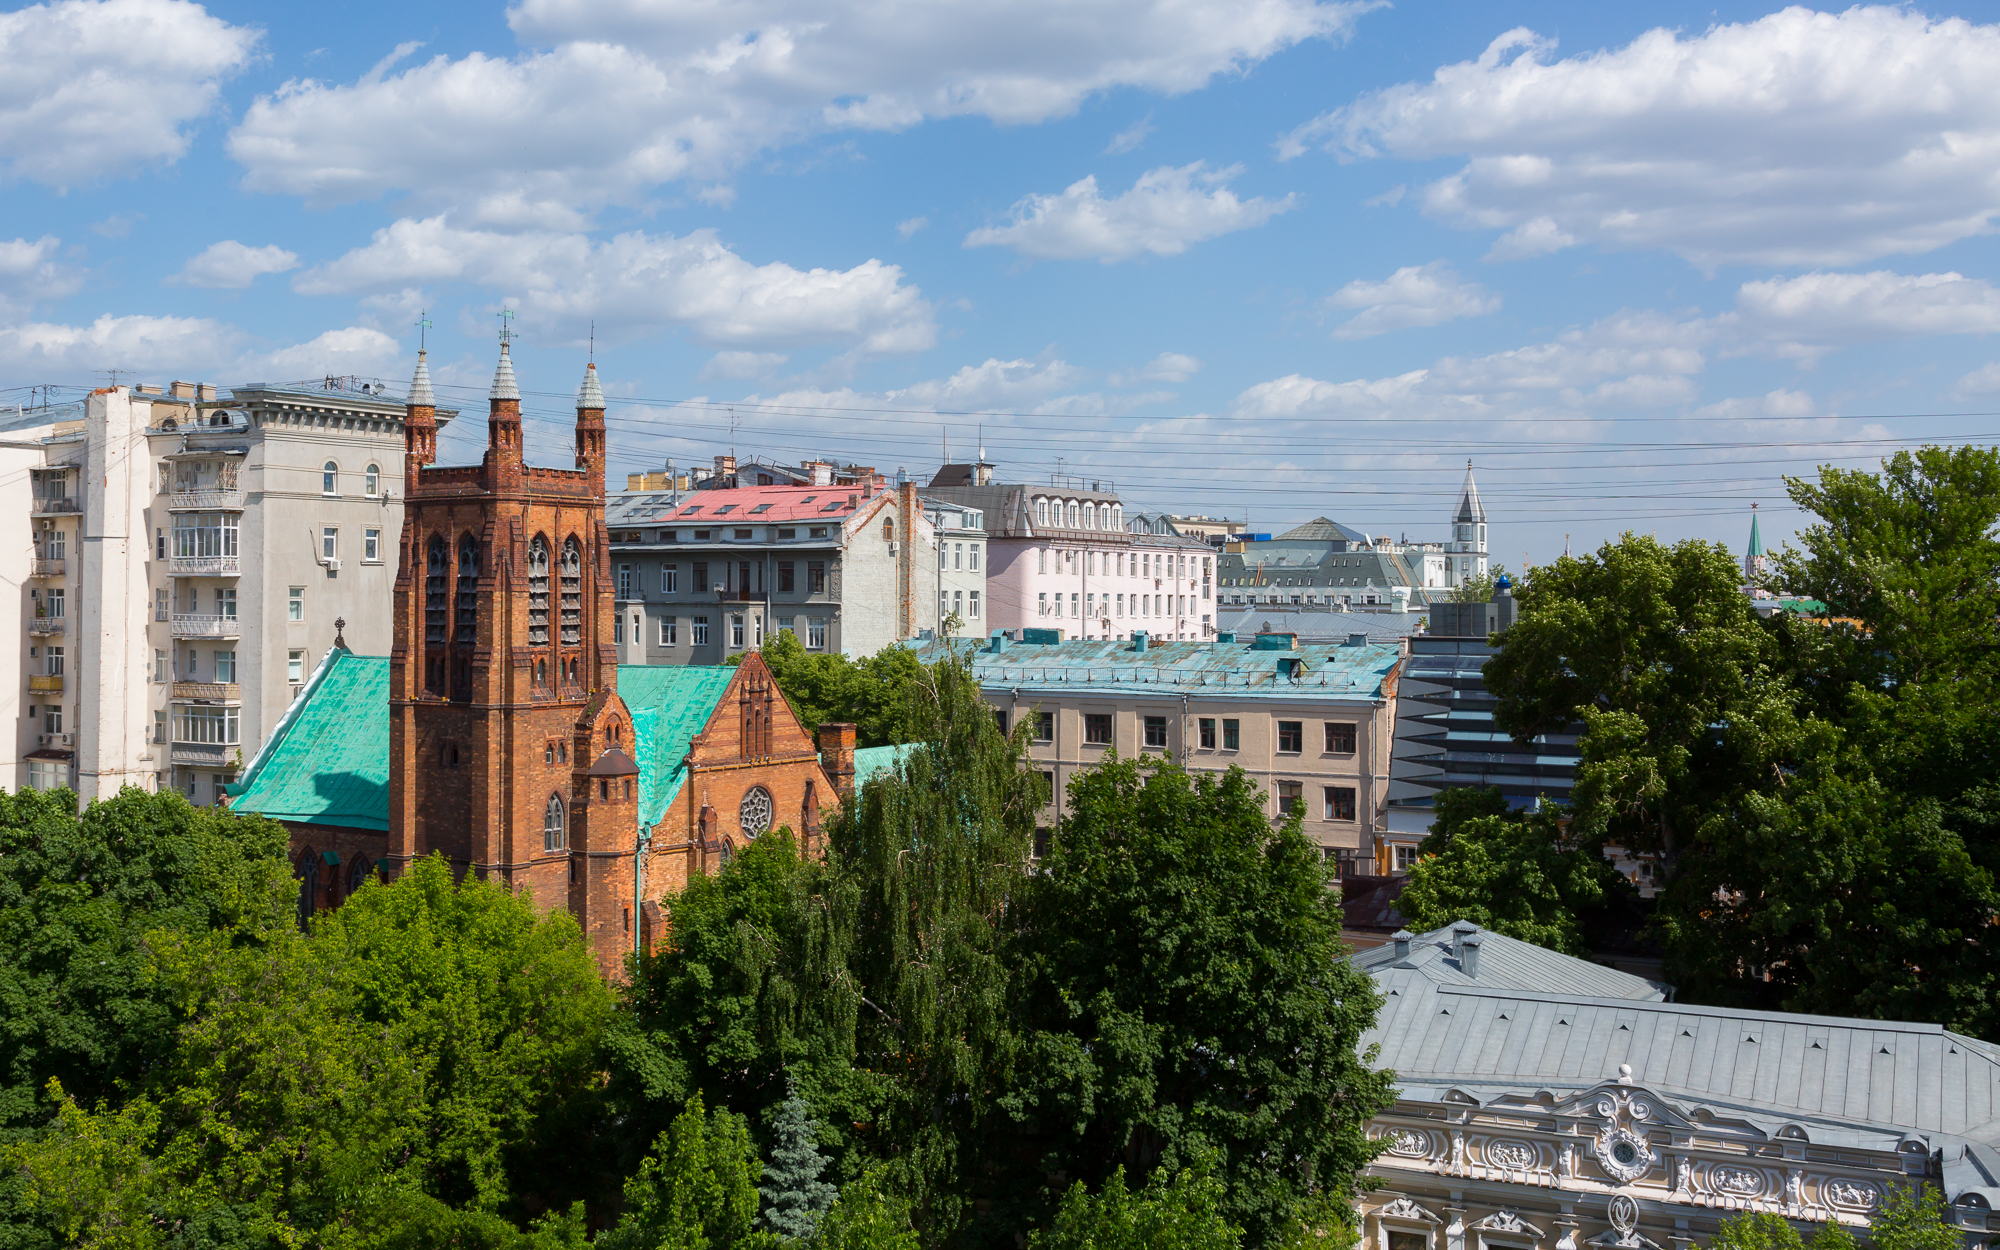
[575,356,607,492]
[404,351,437,468]
[1745,502,1768,584]
[1448,459,1488,587]
[485,315,523,478]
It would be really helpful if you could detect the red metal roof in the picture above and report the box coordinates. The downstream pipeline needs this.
[647,484,869,525]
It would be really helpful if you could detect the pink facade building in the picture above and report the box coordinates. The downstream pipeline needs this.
[925,464,1215,641]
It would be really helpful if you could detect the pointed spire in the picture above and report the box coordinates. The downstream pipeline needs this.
[490,340,520,401]
[577,361,605,410]
[1455,459,1486,524]
[407,350,436,407]
[1746,502,1765,558]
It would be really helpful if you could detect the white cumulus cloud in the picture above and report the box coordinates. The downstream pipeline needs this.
[1282,6,2000,267]
[965,162,1295,262]
[0,236,83,316]
[1323,260,1498,338]
[295,216,936,354]
[1722,269,2000,361]
[0,0,257,189]
[0,312,238,375]
[250,327,403,380]
[230,0,1376,220]
[171,241,301,290]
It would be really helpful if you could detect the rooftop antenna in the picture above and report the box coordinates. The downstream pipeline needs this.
[589,319,595,362]
[416,309,432,351]
[729,407,737,460]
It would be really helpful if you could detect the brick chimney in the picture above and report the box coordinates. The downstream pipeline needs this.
[818,722,857,802]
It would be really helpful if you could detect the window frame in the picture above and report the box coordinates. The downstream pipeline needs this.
[321,461,338,496]
[1277,720,1304,754]
[1222,718,1240,751]
[1083,713,1113,746]
[1143,715,1168,749]
[1324,721,1357,754]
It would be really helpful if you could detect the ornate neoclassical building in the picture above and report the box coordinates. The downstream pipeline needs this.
[1354,925,1998,1250]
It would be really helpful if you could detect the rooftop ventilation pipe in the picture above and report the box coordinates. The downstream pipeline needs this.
[1132,631,1148,653]
[1460,934,1482,979]
[1391,929,1412,961]
[1347,633,1369,646]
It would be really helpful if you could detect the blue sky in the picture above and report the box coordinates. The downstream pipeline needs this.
[6,0,2000,565]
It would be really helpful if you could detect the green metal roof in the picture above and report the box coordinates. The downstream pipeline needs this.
[919,635,1403,703]
[853,743,916,789]
[229,651,391,831]
[228,659,737,835]
[620,664,735,828]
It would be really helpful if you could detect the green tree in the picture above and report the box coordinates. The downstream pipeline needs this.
[747,633,929,748]
[1706,1211,1854,1250]
[758,1081,837,1239]
[1448,565,1509,604]
[998,755,1393,1248]
[1400,803,1627,955]
[1867,1184,1958,1250]
[1031,1160,1240,1250]
[598,1094,772,1250]
[1416,785,1509,851]
[815,1171,919,1250]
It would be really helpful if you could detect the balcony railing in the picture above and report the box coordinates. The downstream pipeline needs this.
[30,559,63,577]
[171,614,240,639]
[166,488,245,510]
[169,742,233,766]
[30,497,80,516]
[169,555,240,576]
[27,674,63,694]
[28,617,65,635]
[171,681,240,702]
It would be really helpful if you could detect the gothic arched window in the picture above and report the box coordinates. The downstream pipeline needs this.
[365,464,379,497]
[883,518,895,542]
[739,786,773,838]
[559,537,583,646]
[423,535,448,692]
[543,793,567,852]
[455,535,480,644]
[528,536,551,646]
[322,461,338,495]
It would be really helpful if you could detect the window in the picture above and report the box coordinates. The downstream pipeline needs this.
[617,564,633,600]
[808,561,826,593]
[365,528,381,562]
[365,464,379,496]
[939,591,949,619]
[1070,593,1079,617]
[154,711,167,745]
[1277,721,1303,753]
[1277,780,1303,817]
[215,650,236,683]
[155,529,165,560]
[740,786,773,837]
[1395,845,1418,873]
[1036,497,1049,525]
[288,649,306,683]
[322,461,338,495]
[155,649,168,683]
[731,615,745,648]
[1325,787,1356,822]
[968,590,980,619]
[969,544,980,571]
[559,537,581,646]
[172,512,238,559]
[954,542,964,570]
[662,564,679,593]
[544,794,567,851]
[660,615,677,645]
[321,527,337,560]
[994,710,1010,735]
[807,618,826,650]
[953,590,963,620]
[42,705,61,734]
[615,615,625,643]
[1034,711,1055,743]
[1325,722,1356,753]
[288,587,304,621]
[173,704,237,744]
[156,588,169,621]
[778,561,794,592]
[809,526,828,539]
[1037,549,1046,574]
[44,588,63,619]
[939,543,949,571]
[778,528,796,539]
[1389,1232,1429,1250]
[1223,719,1240,750]
[733,528,752,540]
[693,616,710,646]
[1037,592,1047,617]
[1143,716,1168,749]
[692,560,709,592]
[26,758,63,792]
[1199,717,1216,749]
[1084,713,1112,745]
[44,647,62,676]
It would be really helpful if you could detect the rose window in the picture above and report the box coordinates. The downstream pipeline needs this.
[739,786,773,838]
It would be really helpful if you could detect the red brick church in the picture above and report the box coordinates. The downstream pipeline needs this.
[231,340,870,975]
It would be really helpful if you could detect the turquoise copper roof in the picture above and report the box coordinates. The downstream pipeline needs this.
[229,650,391,830]
[853,742,917,788]
[229,659,737,835]
[619,664,736,828]
[917,636,1402,702]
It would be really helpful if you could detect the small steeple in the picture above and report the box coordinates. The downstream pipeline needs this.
[490,339,520,401]
[407,350,436,407]
[577,361,605,410]
[1745,503,1768,583]
[575,360,607,492]
[1455,459,1486,525]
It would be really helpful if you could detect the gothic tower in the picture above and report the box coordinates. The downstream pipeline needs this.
[1448,459,1489,587]
[389,336,640,969]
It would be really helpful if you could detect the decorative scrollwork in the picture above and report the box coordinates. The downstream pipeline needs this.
[739,786,773,837]
[1608,1195,1639,1236]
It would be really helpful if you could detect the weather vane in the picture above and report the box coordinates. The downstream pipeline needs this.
[415,309,433,351]
[497,307,516,347]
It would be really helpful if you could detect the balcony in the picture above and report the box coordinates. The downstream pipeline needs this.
[30,559,63,577]
[30,497,80,516]
[172,614,241,639]
[170,742,233,767]
[28,616,65,636]
[172,681,240,702]
[166,488,245,511]
[169,555,240,576]
[27,674,62,694]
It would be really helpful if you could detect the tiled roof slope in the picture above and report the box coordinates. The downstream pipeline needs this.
[229,658,736,834]
[229,651,391,830]
[619,664,735,827]
[665,484,865,525]
[1358,923,2000,1149]
[924,636,1402,702]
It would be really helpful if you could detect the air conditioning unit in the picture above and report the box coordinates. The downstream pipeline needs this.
[39,732,71,747]
[887,542,898,555]
[322,558,341,572]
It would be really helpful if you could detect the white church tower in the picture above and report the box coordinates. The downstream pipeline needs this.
[1448,460,1489,586]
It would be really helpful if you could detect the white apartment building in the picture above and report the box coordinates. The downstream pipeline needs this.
[5,379,448,803]
[924,465,1216,641]
[924,498,987,635]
